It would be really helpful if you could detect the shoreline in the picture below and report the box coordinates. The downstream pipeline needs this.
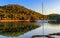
[0,20,48,22]
[0,20,36,22]
[0,20,31,22]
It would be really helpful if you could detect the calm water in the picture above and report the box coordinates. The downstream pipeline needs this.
[0,20,60,38]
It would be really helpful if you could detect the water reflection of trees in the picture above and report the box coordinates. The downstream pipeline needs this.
[0,22,40,37]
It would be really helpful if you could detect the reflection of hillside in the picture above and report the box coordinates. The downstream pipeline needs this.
[0,22,40,37]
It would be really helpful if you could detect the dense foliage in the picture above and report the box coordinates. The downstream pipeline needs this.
[47,14,60,23]
[0,4,46,20]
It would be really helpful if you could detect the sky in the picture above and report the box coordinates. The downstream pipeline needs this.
[0,0,60,15]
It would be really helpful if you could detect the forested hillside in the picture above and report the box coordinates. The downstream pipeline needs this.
[0,4,47,20]
[47,14,60,20]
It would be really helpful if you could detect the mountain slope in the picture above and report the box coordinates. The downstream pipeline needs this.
[0,4,45,20]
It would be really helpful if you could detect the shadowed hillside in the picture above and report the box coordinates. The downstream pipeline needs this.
[47,14,60,23]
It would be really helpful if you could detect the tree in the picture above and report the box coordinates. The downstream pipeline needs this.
[0,13,4,20]
[7,14,14,20]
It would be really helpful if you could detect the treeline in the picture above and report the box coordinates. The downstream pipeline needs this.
[0,4,47,20]
[47,14,60,20]
[47,14,60,23]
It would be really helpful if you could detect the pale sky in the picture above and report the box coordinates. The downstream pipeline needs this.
[43,0,60,15]
[0,0,60,15]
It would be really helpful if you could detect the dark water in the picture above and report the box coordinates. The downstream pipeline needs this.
[0,20,60,38]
